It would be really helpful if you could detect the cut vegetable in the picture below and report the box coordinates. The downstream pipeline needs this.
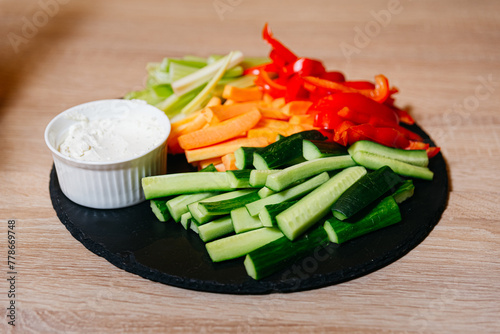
[265,155,357,192]
[189,190,252,225]
[276,166,367,240]
[199,189,260,215]
[205,227,283,262]
[351,151,434,180]
[167,192,218,222]
[348,140,429,167]
[244,226,329,280]
[246,171,330,216]
[253,130,327,169]
[198,216,235,242]
[150,199,171,222]
[324,196,402,244]
[142,172,233,199]
[178,108,262,150]
[234,147,259,170]
[185,136,269,163]
[231,206,263,234]
[303,140,347,160]
[249,169,280,187]
[391,179,415,204]
[331,166,402,221]
[258,200,298,227]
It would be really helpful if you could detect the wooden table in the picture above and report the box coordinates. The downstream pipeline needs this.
[1,0,499,332]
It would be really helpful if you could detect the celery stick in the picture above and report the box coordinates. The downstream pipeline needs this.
[171,50,244,97]
[180,51,234,115]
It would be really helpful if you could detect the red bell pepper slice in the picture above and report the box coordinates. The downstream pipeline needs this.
[333,120,355,146]
[255,70,287,98]
[284,75,310,102]
[373,127,410,149]
[313,109,344,129]
[426,146,441,158]
[393,107,415,125]
[321,71,346,83]
[406,140,429,150]
[368,74,390,103]
[393,125,423,142]
[291,57,326,77]
[342,81,375,90]
[262,23,298,65]
[313,93,399,127]
[347,123,377,145]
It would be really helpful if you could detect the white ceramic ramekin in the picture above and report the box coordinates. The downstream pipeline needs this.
[45,99,171,209]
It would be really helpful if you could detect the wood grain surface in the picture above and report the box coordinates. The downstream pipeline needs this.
[1,0,499,332]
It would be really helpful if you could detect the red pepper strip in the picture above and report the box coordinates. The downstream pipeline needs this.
[311,93,399,127]
[291,58,326,77]
[342,81,375,90]
[321,71,346,83]
[394,125,423,142]
[337,106,400,128]
[302,76,362,94]
[368,74,390,103]
[407,141,429,150]
[393,108,415,125]
[255,70,287,98]
[313,109,344,129]
[347,123,377,145]
[333,120,355,146]
[374,127,410,149]
[262,23,298,64]
[426,146,441,158]
[243,62,277,76]
[285,75,310,102]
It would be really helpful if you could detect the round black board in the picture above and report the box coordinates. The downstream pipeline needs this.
[49,123,449,294]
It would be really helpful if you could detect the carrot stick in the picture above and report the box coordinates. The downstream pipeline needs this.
[208,101,260,121]
[258,107,290,120]
[281,101,313,115]
[221,153,238,171]
[222,85,263,102]
[206,96,222,107]
[185,137,269,163]
[178,108,262,150]
[247,128,280,143]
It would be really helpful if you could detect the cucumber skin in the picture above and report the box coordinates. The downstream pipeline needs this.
[246,172,330,217]
[303,140,347,161]
[348,140,429,167]
[150,199,171,222]
[265,155,357,192]
[324,196,402,244]
[142,172,233,199]
[244,226,330,280]
[205,227,283,262]
[198,216,234,242]
[276,166,367,241]
[351,151,434,180]
[331,166,402,221]
[253,130,327,169]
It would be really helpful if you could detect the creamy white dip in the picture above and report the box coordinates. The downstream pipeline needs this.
[58,110,166,162]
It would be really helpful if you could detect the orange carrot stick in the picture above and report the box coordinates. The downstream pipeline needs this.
[185,137,269,163]
[178,108,262,150]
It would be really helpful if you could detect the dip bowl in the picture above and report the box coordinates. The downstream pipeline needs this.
[45,99,171,209]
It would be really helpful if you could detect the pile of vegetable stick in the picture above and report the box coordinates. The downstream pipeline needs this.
[168,85,316,171]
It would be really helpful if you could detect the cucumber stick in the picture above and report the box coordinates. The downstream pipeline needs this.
[231,206,263,234]
[167,192,218,222]
[249,169,280,187]
[351,151,433,180]
[198,216,234,242]
[258,201,298,227]
[142,172,234,199]
[324,196,402,244]
[245,171,330,216]
[253,130,327,169]
[150,199,171,222]
[331,166,402,221]
[244,226,329,280]
[392,179,415,203]
[205,227,283,262]
[303,140,347,160]
[265,155,356,191]
[276,166,367,241]
[198,189,259,215]
[348,140,429,167]
[189,190,250,225]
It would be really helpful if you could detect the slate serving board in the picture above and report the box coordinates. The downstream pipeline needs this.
[49,123,449,294]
